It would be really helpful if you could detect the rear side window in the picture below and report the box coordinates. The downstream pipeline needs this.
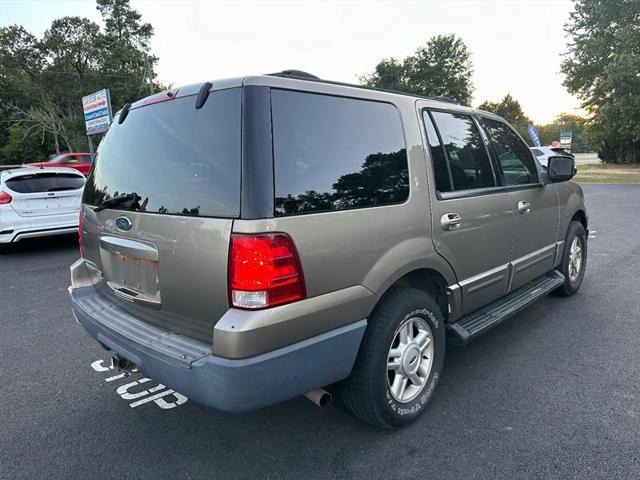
[83,88,241,218]
[481,118,538,185]
[5,173,85,193]
[271,90,409,216]
[423,111,452,193]
[430,111,495,191]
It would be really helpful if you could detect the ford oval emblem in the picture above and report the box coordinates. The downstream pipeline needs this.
[115,216,133,232]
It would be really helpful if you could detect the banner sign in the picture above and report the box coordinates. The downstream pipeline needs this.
[82,89,112,135]
[527,124,541,147]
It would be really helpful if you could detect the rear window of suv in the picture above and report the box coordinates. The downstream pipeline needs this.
[271,90,409,216]
[82,88,241,218]
[6,173,85,193]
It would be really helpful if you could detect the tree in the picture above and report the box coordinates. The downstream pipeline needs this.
[362,34,474,104]
[97,0,156,99]
[538,113,593,152]
[42,17,102,81]
[561,0,640,163]
[0,0,161,165]
[478,94,532,142]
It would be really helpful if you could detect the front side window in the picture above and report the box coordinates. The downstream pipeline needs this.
[430,111,495,191]
[481,118,538,185]
[271,90,409,216]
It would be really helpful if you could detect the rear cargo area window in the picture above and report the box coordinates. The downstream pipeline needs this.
[271,90,409,216]
[6,173,85,193]
[82,88,241,218]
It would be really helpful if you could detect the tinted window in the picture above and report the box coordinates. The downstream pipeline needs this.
[423,111,452,192]
[532,148,544,157]
[272,90,408,216]
[83,88,241,218]
[481,118,538,185]
[80,154,92,164]
[6,173,85,193]
[430,112,495,191]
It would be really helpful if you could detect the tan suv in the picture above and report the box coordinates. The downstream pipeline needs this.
[69,71,587,428]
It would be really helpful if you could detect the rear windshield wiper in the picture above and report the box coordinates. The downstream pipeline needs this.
[95,192,141,212]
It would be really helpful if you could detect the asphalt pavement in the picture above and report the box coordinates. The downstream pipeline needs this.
[1,184,639,480]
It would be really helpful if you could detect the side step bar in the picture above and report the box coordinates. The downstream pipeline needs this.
[447,270,565,345]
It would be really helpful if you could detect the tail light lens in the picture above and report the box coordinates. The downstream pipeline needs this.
[229,233,306,309]
[78,209,85,257]
[0,191,12,204]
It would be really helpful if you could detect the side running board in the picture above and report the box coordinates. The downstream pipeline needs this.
[447,270,565,345]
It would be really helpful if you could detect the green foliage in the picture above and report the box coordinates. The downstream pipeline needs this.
[561,0,640,163]
[0,125,50,164]
[362,34,474,104]
[538,113,593,153]
[477,94,532,142]
[0,0,159,165]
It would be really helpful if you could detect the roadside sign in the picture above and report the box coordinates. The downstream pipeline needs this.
[82,89,112,135]
[527,124,541,147]
[560,131,573,151]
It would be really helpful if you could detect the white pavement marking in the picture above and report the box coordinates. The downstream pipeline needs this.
[129,390,188,409]
[91,358,189,411]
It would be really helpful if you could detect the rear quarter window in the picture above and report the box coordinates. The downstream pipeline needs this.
[271,90,409,216]
[5,173,85,193]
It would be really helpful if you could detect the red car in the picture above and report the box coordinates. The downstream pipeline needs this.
[26,152,93,176]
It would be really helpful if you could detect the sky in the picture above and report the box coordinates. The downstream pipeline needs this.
[1,0,583,124]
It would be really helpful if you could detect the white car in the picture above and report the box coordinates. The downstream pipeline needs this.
[530,146,574,167]
[0,167,85,244]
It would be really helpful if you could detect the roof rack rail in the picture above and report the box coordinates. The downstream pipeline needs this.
[430,96,457,104]
[267,70,320,80]
[262,71,462,106]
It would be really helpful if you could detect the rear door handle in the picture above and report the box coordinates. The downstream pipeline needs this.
[517,201,531,214]
[441,213,462,231]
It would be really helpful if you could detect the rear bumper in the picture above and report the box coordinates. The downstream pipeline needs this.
[0,206,78,243]
[70,285,366,412]
[0,225,77,243]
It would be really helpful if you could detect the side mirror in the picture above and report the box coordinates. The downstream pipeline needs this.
[547,155,575,183]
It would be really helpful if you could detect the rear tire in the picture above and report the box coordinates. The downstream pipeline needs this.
[340,288,445,429]
[553,220,587,296]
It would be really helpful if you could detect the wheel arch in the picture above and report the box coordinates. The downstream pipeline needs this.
[374,268,451,323]
[571,209,588,230]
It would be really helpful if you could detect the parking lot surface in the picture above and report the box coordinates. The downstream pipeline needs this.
[1,184,639,480]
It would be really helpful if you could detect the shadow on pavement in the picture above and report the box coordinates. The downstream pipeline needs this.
[0,233,78,255]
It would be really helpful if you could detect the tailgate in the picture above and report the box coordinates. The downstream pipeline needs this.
[82,208,233,344]
[10,190,81,217]
[78,86,242,343]
[4,171,84,217]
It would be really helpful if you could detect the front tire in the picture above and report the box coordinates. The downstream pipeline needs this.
[553,220,587,296]
[340,288,446,429]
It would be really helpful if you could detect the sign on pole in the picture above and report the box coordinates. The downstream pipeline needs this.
[527,124,541,147]
[82,89,112,135]
[82,89,112,160]
[559,131,573,151]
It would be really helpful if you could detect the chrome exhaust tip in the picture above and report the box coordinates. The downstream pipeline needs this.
[304,389,332,408]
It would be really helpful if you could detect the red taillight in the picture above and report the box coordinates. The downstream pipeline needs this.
[229,233,306,309]
[78,209,85,257]
[0,191,11,205]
